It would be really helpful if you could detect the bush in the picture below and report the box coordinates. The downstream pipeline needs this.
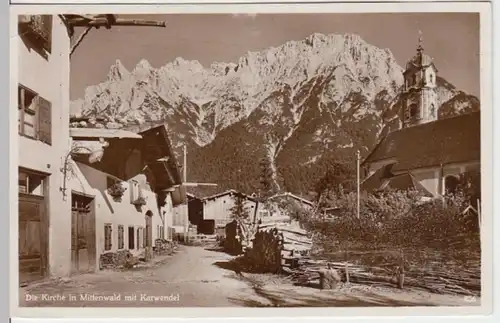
[303,189,479,251]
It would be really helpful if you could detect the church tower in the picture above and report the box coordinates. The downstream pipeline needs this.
[401,32,439,128]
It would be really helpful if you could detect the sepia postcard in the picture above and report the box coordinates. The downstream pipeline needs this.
[9,0,493,319]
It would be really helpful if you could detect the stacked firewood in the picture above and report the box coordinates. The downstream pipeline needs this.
[287,258,481,296]
[154,239,179,255]
[99,250,138,269]
[245,222,313,273]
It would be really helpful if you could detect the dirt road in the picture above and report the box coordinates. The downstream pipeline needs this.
[19,246,480,307]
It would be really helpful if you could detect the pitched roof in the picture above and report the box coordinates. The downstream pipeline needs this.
[361,164,395,192]
[268,192,314,206]
[121,121,167,134]
[138,125,182,184]
[362,111,480,172]
[382,173,434,197]
[201,189,258,203]
[361,169,433,197]
[70,128,142,139]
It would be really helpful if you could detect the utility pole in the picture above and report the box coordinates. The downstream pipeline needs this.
[183,144,187,182]
[356,150,361,219]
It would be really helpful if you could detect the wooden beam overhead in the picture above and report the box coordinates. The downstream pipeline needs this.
[66,16,166,28]
[66,14,166,57]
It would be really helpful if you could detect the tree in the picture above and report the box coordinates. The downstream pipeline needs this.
[230,195,250,221]
[314,161,356,208]
[230,195,258,248]
[259,156,275,201]
[456,169,481,208]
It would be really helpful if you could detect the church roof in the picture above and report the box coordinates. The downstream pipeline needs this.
[404,36,438,73]
[361,167,433,197]
[362,111,480,172]
[361,163,394,192]
[382,173,434,197]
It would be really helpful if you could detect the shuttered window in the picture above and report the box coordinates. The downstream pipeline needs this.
[104,224,112,251]
[136,228,141,250]
[118,225,124,249]
[18,85,52,145]
[37,96,52,145]
[128,226,135,250]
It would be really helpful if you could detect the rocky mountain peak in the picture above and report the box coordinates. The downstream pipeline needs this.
[107,59,130,81]
[71,32,479,196]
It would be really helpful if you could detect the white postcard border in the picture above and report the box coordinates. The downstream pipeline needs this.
[7,0,495,320]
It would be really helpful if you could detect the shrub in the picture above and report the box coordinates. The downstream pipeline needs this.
[303,189,479,251]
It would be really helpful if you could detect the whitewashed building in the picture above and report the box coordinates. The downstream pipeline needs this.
[361,40,480,197]
[15,14,169,284]
[67,125,186,272]
[16,15,72,284]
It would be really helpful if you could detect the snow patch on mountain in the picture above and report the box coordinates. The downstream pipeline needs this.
[71,32,479,194]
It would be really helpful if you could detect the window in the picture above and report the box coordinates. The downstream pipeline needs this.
[118,225,124,249]
[18,169,45,196]
[18,85,52,144]
[136,228,141,250]
[409,104,419,120]
[160,226,164,240]
[129,180,142,203]
[128,226,135,250]
[430,104,436,119]
[104,224,112,251]
[18,15,53,54]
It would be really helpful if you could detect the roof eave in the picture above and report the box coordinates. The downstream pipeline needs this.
[69,128,143,139]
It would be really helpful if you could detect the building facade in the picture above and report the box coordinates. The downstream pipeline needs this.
[361,38,480,198]
[202,190,260,236]
[17,15,72,283]
[67,125,185,273]
[16,14,171,285]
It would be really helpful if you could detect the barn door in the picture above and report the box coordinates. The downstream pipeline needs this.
[19,193,47,284]
[71,193,96,274]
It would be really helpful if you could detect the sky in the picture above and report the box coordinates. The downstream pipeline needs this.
[70,13,480,100]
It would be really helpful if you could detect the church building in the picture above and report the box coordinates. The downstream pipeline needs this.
[360,36,480,198]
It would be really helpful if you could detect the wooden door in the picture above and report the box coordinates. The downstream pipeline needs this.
[71,193,96,274]
[145,212,153,261]
[19,193,47,284]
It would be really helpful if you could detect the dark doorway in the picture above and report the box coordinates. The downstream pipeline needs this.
[445,176,460,195]
[128,226,135,250]
[144,210,153,261]
[198,220,216,235]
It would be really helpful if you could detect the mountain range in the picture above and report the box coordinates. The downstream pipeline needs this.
[70,33,480,198]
